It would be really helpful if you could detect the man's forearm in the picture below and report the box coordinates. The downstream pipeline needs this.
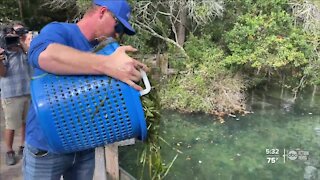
[0,62,6,77]
[38,43,109,75]
[38,43,148,91]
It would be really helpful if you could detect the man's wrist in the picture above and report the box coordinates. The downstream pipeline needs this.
[0,60,6,66]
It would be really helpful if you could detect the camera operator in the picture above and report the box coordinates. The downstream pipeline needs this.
[0,21,32,166]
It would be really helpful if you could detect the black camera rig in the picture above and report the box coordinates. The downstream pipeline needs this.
[13,27,29,36]
[1,26,29,48]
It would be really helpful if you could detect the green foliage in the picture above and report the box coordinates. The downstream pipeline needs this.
[303,35,320,85]
[125,32,159,54]
[139,78,178,180]
[0,0,19,22]
[223,5,314,82]
[225,0,290,15]
[161,35,246,115]
[140,85,164,179]
[161,75,212,113]
[200,0,290,45]
[184,35,223,69]
[76,0,91,13]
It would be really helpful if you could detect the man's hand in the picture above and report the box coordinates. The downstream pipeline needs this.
[0,48,5,61]
[0,47,6,76]
[105,45,149,91]
[20,33,32,52]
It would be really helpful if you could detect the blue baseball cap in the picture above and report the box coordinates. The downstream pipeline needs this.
[93,0,136,35]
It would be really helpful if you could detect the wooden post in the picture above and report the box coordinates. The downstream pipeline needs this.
[159,53,168,75]
[155,52,161,68]
[94,147,108,180]
[94,139,136,180]
[105,144,119,180]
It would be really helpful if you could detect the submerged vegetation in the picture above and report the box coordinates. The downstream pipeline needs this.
[141,80,178,179]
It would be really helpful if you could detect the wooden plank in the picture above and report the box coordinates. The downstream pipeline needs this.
[159,53,168,75]
[94,139,135,180]
[118,138,135,146]
[105,144,119,180]
[93,147,107,180]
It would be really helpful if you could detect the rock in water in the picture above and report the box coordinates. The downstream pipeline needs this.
[304,166,318,180]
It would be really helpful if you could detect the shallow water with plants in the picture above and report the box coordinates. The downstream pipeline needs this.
[119,88,320,180]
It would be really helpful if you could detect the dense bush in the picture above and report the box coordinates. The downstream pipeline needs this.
[224,12,313,75]
[160,35,247,117]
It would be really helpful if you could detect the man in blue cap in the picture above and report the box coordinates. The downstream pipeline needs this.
[24,0,148,179]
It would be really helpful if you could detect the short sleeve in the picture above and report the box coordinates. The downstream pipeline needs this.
[28,22,68,69]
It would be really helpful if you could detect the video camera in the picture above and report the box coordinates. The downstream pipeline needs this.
[2,27,29,47]
[13,27,29,36]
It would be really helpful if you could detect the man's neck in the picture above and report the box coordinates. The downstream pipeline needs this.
[77,17,96,41]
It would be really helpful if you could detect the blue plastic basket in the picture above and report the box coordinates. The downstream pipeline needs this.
[30,42,150,153]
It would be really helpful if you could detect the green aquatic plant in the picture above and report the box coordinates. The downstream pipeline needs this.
[140,78,178,180]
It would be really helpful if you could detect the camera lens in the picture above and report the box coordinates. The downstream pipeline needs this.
[14,28,28,36]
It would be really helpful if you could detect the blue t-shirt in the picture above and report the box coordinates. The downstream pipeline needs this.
[26,22,98,151]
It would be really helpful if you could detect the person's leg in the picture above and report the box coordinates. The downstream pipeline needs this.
[2,97,24,165]
[4,129,15,165]
[2,97,22,151]
[4,129,14,152]
[63,149,95,180]
[23,144,73,180]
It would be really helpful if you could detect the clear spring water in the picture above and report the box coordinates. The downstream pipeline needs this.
[119,88,320,180]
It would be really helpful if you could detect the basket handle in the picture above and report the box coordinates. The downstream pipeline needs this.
[139,70,151,96]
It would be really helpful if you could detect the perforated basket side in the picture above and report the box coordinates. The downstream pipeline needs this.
[30,41,148,153]
[32,74,145,153]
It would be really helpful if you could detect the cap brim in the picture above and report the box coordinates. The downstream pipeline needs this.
[117,16,135,35]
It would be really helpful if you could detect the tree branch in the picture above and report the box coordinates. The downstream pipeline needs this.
[135,21,189,58]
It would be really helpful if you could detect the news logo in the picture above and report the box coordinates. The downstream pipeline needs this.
[265,148,309,164]
[286,149,309,161]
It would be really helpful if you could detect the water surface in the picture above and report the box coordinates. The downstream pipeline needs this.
[120,88,320,180]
